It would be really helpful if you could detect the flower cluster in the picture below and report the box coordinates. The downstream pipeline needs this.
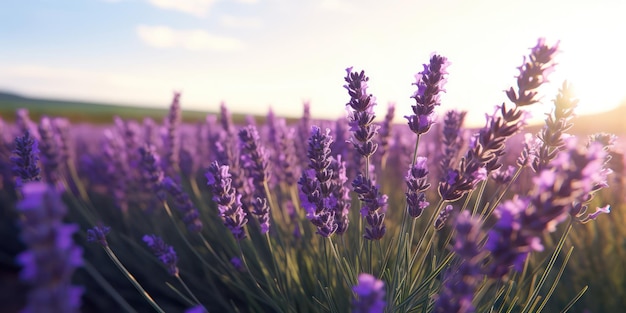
[11,130,41,186]
[405,54,450,135]
[238,125,272,233]
[506,38,560,107]
[352,173,387,240]
[433,211,484,313]
[206,161,249,240]
[16,182,84,313]
[163,177,203,233]
[352,273,386,313]
[405,157,431,218]
[486,139,611,278]
[344,67,379,158]
[439,39,559,202]
[298,126,350,237]
[143,234,179,276]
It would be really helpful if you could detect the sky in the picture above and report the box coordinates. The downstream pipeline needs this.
[1,0,625,127]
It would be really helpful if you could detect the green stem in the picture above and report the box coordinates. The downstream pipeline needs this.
[102,245,166,313]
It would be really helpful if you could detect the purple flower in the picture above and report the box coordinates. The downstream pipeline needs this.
[163,177,203,233]
[252,197,271,234]
[439,110,467,178]
[16,182,83,313]
[490,165,516,185]
[139,144,166,202]
[298,126,350,237]
[434,204,454,230]
[143,234,179,276]
[11,131,42,186]
[352,273,386,313]
[352,173,387,240]
[405,157,431,218]
[486,139,611,279]
[86,224,111,247]
[532,81,578,172]
[206,161,249,240]
[37,117,62,186]
[238,125,271,195]
[162,92,182,176]
[506,38,559,107]
[344,67,380,158]
[230,257,245,272]
[405,54,449,135]
[378,103,396,165]
[433,211,484,313]
[185,305,208,313]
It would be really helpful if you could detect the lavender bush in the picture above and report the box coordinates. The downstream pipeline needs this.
[0,38,624,313]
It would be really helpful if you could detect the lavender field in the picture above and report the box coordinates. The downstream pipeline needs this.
[1,39,625,313]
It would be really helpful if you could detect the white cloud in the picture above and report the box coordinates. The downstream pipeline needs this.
[136,25,245,52]
[147,0,219,17]
[219,14,262,29]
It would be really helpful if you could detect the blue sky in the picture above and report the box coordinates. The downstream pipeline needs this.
[1,0,625,126]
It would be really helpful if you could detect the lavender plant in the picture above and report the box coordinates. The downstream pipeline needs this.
[2,37,623,313]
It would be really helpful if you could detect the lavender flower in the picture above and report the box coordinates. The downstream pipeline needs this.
[38,117,62,186]
[378,103,396,167]
[328,154,351,234]
[163,177,203,233]
[439,39,559,201]
[16,182,83,313]
[344,67,379,158]
[11,131,41,186]
[439,110,467,179]
[238,125,271,195]
[143,234,179,276]
[433,211,484,313]
[185,305,208,313]
[532,81,578,172]
[298,126,349,237]
[434,204,454,230]
[238,125,271,232]
[405,54,450,135]
[102,128,129,213]
[490,165,516,185]
[86,224,111,247]
[352,173,387,240]
[506,38,560,107]
[486,139,610,278]
[162,92,182,177]
[230,257,245,272]
[206,161,248,240]
[405,157,431,218]
[139,144,166,202]
[352,273,386,313]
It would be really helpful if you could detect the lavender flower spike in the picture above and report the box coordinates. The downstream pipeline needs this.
[405,156,431,218]
[87,224,112,247]
[206,161,249,240]
[163,177,203,233]
[352,273,386,313]
[506,38,560,107]
[344,67,379,158]
[433,210,484,313]
[143,234,179,276]
[16,182,83,313]
[11,131,42,186]
[405,54,450,135]
[352,173,387,240]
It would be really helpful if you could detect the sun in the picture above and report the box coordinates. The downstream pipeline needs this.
[548,39,626,117]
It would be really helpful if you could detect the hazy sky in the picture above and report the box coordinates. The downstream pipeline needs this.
[1,0,625,126]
